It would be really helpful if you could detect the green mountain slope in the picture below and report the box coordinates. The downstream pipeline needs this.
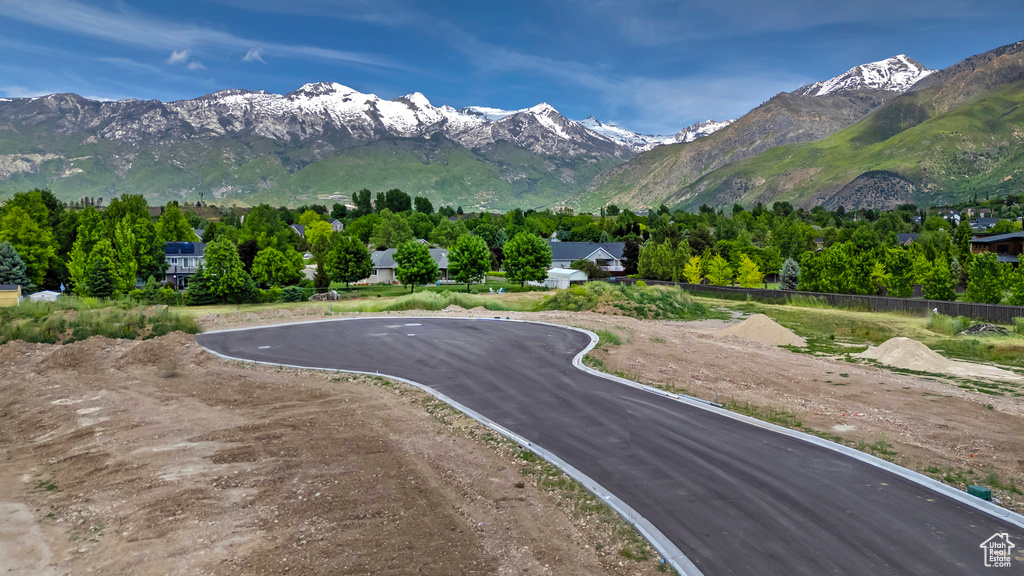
[669,78,1024,210]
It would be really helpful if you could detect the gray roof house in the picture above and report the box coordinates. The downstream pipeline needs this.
[896,233,919,246]
[164,241,206,290]
[548,241,626,273]
[359,248,450,285]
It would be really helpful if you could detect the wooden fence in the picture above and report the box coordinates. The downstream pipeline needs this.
[611,279,1024,325]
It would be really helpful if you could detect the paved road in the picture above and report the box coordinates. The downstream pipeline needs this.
[198,317,1024,575]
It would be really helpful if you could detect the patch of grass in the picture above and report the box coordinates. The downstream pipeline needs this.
[927,313,973,336]
[593,329,622,348]
[1,299,200,345]
[539,282,722,321]
[33,480,60,492]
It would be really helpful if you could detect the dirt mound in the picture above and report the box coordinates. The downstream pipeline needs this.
[717,314,806,347]
[468,306,489,313]
[443,305,466,312]
[858,337,1023,382]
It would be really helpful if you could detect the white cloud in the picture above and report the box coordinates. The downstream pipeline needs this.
[0,85,55,98]
[167,49,190,65]
[186,61,206,70]
[243,47,265,63]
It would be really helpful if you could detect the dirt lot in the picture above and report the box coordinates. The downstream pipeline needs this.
[0,331,666,575]
[4,302,1024,574]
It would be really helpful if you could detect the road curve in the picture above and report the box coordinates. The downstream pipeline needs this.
[197,317,1024,576]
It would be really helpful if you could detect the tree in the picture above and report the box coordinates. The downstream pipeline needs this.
[112,216,139,294]
[966,252,1004,304]
[779,258,800,290]
[184,264,218,305]
[682,255,703,284]
[352,189,374,217]
[0,206,55,288]
[429,218,469,248]
[298,210,322,226]
[201,238,258,303]
[923,258,957,301]
[414,196,434,215]
[448,234,491,292]
[622,238,640,275]
[155,202,199,243]
[394,241,439,292]
[304,219,334,254]
[706,254,733,286]
[369,209,414,248]
[326,234,374,289]
[252,247,304,287]
[883,248,913,298]
[735,254,763,288]
[0,241,33,291]
[502,233,551,286]
[87,256,116,299]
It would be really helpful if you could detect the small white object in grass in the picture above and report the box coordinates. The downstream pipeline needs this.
[257,346,271,349]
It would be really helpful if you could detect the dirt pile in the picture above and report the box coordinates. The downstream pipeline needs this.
[717,314,806,347]
[442,304,467,312]
[858,337,1023,382]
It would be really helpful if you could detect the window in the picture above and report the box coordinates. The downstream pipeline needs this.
[170,257,178,264]
[997,244,1009,254]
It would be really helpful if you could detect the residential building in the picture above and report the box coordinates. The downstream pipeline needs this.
[970,217,1001,231]
[0,284,21,307]
[544,268,588,289]
[358,248,450,285]
[548,241,626,273]
[970,232,1024,264]
[896,233,919,246]
[164,241,206,289]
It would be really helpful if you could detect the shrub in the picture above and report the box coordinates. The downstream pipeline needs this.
[927,313,972,335]
[281,286,306,302]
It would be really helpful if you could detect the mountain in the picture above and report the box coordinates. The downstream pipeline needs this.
[577,117,734,152]
[661,40,1024,211]
[581,55,934,209]
[0,82,717,209]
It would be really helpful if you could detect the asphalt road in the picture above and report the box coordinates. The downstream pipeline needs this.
[197,317,1024,576]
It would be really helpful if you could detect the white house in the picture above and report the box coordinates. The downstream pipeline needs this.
[548,241,626,272]
[164,242,206,290]
[358,248,450,285]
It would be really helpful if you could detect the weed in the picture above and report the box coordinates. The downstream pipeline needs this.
[927,313,973,336]
[593,329,622,347]
[33,480,60,492]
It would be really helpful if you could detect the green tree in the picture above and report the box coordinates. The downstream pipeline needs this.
[251,247,304,287]
[448,234,490,292]
[200,238,258,303]
[0,241,33,291]
[966,252,1004,304]
[394,241,440,292]
[369,209,414,248]
[883,248,913,298]
[298,210,322,226]
[0,206,55,288]
[682,255,703,284]
[87,256,116,299]
[923,258,957,301]
[155,202,200,243]
[326,235,374,289]
[502,233,552,286]
[352,189,374,217]
[112,216,139,294]
[414,196,434,215]
[428,218,469,248]
[735,254,764,288]
[706,254,733,286]
[183,264,217,306]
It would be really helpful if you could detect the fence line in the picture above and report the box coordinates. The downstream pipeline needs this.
[611,279,1024,325]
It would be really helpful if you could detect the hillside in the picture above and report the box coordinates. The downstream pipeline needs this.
[666,41,1024,210]
[581,56,931,210]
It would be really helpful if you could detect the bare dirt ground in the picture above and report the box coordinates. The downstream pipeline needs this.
[0,331,667,575]
[5,301,1024,574]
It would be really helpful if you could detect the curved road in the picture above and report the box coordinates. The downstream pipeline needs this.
[197,317,1024,576]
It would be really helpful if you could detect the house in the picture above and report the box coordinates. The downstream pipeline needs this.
[970,217,1001,231]
[0,284,21,307]
[290,223,305,237]
[940,211,962,226]
[970,231,1024,264]
[291,219,343,237]
[164,241,206,289]
[896,233,919,246]
[358,248,450,285]
[327,218,344,232]
[544,268,588,289]
[28,290,61,302]
[813,237,825,249]
[548,241,626,273]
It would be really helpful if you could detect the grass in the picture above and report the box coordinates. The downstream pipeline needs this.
[926,313,973,336]
[539,282,724,321]
[0,297,200,345]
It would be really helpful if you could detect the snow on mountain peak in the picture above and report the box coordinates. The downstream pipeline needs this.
[795,55,933,97]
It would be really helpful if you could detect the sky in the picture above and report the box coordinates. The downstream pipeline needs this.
[0,0,1021,135]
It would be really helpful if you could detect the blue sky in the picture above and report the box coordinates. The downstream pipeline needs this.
[0,0,1021,135]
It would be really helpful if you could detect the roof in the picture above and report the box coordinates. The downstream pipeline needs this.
[998,255,1019,264]
[28,290,60,301]
[371,248,449,269]
[291,223,305,235]
[164,241,206,256]
[897,233,919,244]
[970,232,1024,244]
[970,217,1002,229]
[547,268,588,279]
[548,241,625,261]
[0,284,20,291]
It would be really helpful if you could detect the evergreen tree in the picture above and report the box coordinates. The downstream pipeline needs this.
[706,254,734,286]
[0,241,33,291]
[682,255,703,284]
[87,256,116,299]
[622,238,640,275]
[394,241,440,292]
[502,232,551,286]
[966,252,1004,304]
[448,234,490,292]
[779,258,800,290]
[326,235,374,289]
[184,264,218,305]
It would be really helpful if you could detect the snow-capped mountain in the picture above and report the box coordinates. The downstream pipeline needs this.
[794,55,933,97]
[578,117,734,152]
